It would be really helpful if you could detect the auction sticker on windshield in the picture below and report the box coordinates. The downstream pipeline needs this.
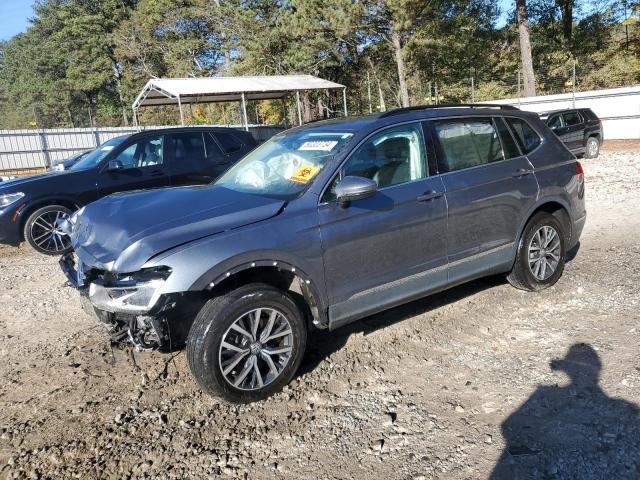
[298,141,338,151]
[290,165,320,183]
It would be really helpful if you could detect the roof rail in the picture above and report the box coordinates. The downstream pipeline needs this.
[378,103,519,118]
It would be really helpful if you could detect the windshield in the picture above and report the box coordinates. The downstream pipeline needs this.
[70,136,128,171]
[215,130,353,199]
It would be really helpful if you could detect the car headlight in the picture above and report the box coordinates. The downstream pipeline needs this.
[88,267,171,314]
[0,192,25,209]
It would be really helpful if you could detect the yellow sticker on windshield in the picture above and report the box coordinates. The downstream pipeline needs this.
[290,165,320,184]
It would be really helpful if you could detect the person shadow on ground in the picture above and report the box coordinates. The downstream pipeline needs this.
[491,343,640,479]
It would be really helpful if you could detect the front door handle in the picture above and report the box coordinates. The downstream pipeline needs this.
[149,170,164,177]
[417,190,444,202]
[512,168,534,178]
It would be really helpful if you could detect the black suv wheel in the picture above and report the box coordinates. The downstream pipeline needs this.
[187,283,307,403]
[507,212,566,291]
[585,136,600,159]
[24,205,73,255]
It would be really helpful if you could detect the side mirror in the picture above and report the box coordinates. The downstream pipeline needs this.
[334,176,377,207]
[107,159,123,171]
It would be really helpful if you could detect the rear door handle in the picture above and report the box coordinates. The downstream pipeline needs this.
[417,190,444,202]
[512,168,534,178]
[149,170,164,177]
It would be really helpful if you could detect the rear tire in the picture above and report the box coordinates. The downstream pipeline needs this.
[507,212,566,291]
[24,205,73,255]
[187,283,307,403]
[584,136,599,159]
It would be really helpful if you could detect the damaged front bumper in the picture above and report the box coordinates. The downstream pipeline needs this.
[60,252,199,352]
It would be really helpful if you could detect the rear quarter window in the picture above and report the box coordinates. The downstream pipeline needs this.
[505,117,542,154]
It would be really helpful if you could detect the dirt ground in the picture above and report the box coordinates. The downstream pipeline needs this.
[1,148,639,479]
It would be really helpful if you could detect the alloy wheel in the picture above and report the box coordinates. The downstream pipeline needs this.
[29,209,71,254]
[219,308,294,391]
[587,138,598,157]
[528,225,562,281]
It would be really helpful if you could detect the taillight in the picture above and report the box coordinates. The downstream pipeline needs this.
[576,160,584,182]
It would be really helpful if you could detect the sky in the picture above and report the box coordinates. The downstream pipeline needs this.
[0,0,512,42]
[0,0,34,41]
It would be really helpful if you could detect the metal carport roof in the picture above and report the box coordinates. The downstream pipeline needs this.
[132,75,347,128]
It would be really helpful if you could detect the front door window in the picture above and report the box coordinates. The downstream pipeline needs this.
[114,136,164,169]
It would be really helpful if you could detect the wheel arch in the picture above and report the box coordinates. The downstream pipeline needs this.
[189,256,328,329]
[19,197,80,240]
[517,199,573,248]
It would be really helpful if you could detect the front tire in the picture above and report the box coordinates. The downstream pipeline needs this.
[507,212,566,291]
[24,205,73,255]
[187,283,307,403]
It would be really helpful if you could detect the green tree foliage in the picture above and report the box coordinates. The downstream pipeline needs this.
[0,0,636,128]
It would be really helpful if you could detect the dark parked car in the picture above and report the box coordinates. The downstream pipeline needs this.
[49,150,91,172]
[540,108,603,158]
[0,127,255,255]
[62,104,586,402]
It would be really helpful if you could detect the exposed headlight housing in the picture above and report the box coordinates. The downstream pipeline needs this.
[0,192,25,209]
[89,267,171,314]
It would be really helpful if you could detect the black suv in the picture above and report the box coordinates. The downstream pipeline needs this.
[540,108,603,158]
[0,127,255,254]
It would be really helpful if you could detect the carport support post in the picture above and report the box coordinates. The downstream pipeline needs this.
[241,92,249,131]
[295,91,302,125]
[572,60,576,109]
[342,88,348,117]
[177,95,185,126]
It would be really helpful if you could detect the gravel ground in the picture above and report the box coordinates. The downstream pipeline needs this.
[1,149,639,479]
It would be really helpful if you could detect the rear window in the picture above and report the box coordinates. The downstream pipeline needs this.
[434,119,504,173]
[505,118,541,154]
[581,109,598,121]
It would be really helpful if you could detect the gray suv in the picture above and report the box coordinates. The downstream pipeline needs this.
[61,104,586,403]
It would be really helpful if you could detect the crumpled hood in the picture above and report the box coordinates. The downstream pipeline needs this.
[72,185,285,272]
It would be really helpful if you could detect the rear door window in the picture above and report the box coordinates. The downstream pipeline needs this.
[434,119,504,173]
[171,132,206,166]
[505,118,541,154]
[563,111,583,126]
[204,133,226,164]
[214,131,243,154]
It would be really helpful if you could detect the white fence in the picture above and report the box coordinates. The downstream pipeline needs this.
[0,125,284,172]
[493,85,640,140]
